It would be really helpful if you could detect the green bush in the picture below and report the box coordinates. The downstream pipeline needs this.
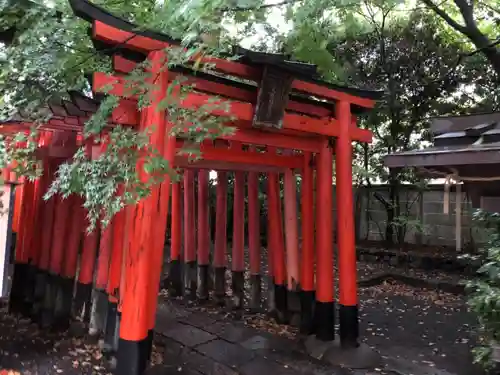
[467,210,500,370]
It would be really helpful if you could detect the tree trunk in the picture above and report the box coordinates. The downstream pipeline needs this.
[395,191,405,244]
[385,170,400,246]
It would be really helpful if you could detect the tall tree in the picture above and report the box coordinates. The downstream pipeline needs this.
[421,0,500,78]
[327,8,478,243]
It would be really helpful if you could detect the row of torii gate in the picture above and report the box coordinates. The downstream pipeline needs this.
[0,1,382,374]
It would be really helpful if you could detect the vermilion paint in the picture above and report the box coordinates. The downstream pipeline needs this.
[197,170,210,266]
[148,130,177,330]
[276,176,286,284]
[92,21,260,81]
[315,140,334,303]
[12,182,23,234]
[267,172,285,286]
[283,166,299,289]
[92,23,377,112]
[107,208,125,303]
[183,170,196,263]
[28,178,45,269]
[49,195,72,275]
[170,182,182,263]
[95,222,113,290]
[113,55,331,119]
[120,50,169,342]
[247,170,260,275]
[15,181,36,264]
[336,101,358,307]
[63,196,83,279]
[232,170,245,273]
[214,171,228,268]
[23,177,43,263]
[300,152,315,292]
[78,221,99,285]
[94,73,372,144]
[39,192,57,272]
[118,205,134,313]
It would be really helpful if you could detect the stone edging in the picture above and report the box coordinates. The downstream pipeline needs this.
[358,272,465,295]
[357,246,480,276]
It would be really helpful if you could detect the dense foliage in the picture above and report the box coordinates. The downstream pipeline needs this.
[467,210,500,369]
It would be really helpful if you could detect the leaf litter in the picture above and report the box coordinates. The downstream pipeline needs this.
[0,303,110,375]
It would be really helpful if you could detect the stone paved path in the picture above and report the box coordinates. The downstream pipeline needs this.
[152,298,387,375]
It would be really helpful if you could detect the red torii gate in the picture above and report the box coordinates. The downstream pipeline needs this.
[2,0,383,374]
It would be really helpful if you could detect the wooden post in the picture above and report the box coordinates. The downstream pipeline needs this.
[12,177,23,236]
[168,181,183,297]
[95,224,113,291]
[58,195,84,330]
[213,171,228,305]
[197,169,210,301]
[117,50,170,375]
[267,172,287,323]
[41,194,72,329]
[266,182,275,314]
[114,205,134,363]
[147,126,177,348]
[315,138,334,341]
[300,152,315,334]
[336,101,358,348]
[232,170,245,310]
[183,170,197,299]
[27,169,49,310]
[15,170,45,317]
[284,165,300,324]
[103,206,126,357]
[9,180,34,315]
[21,175,44,315]
[90,222,113,336]
[74,139,102,323]
[32,166,57,321]
[74,220,99,323]
[248,169,261,311]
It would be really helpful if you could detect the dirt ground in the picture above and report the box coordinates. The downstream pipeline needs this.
[0,303,109,375]
[0,303,166,375]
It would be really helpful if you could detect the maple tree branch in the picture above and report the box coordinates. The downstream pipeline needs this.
[466,37,500,57]
[420,0,468,33]
[224,0,300,12]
